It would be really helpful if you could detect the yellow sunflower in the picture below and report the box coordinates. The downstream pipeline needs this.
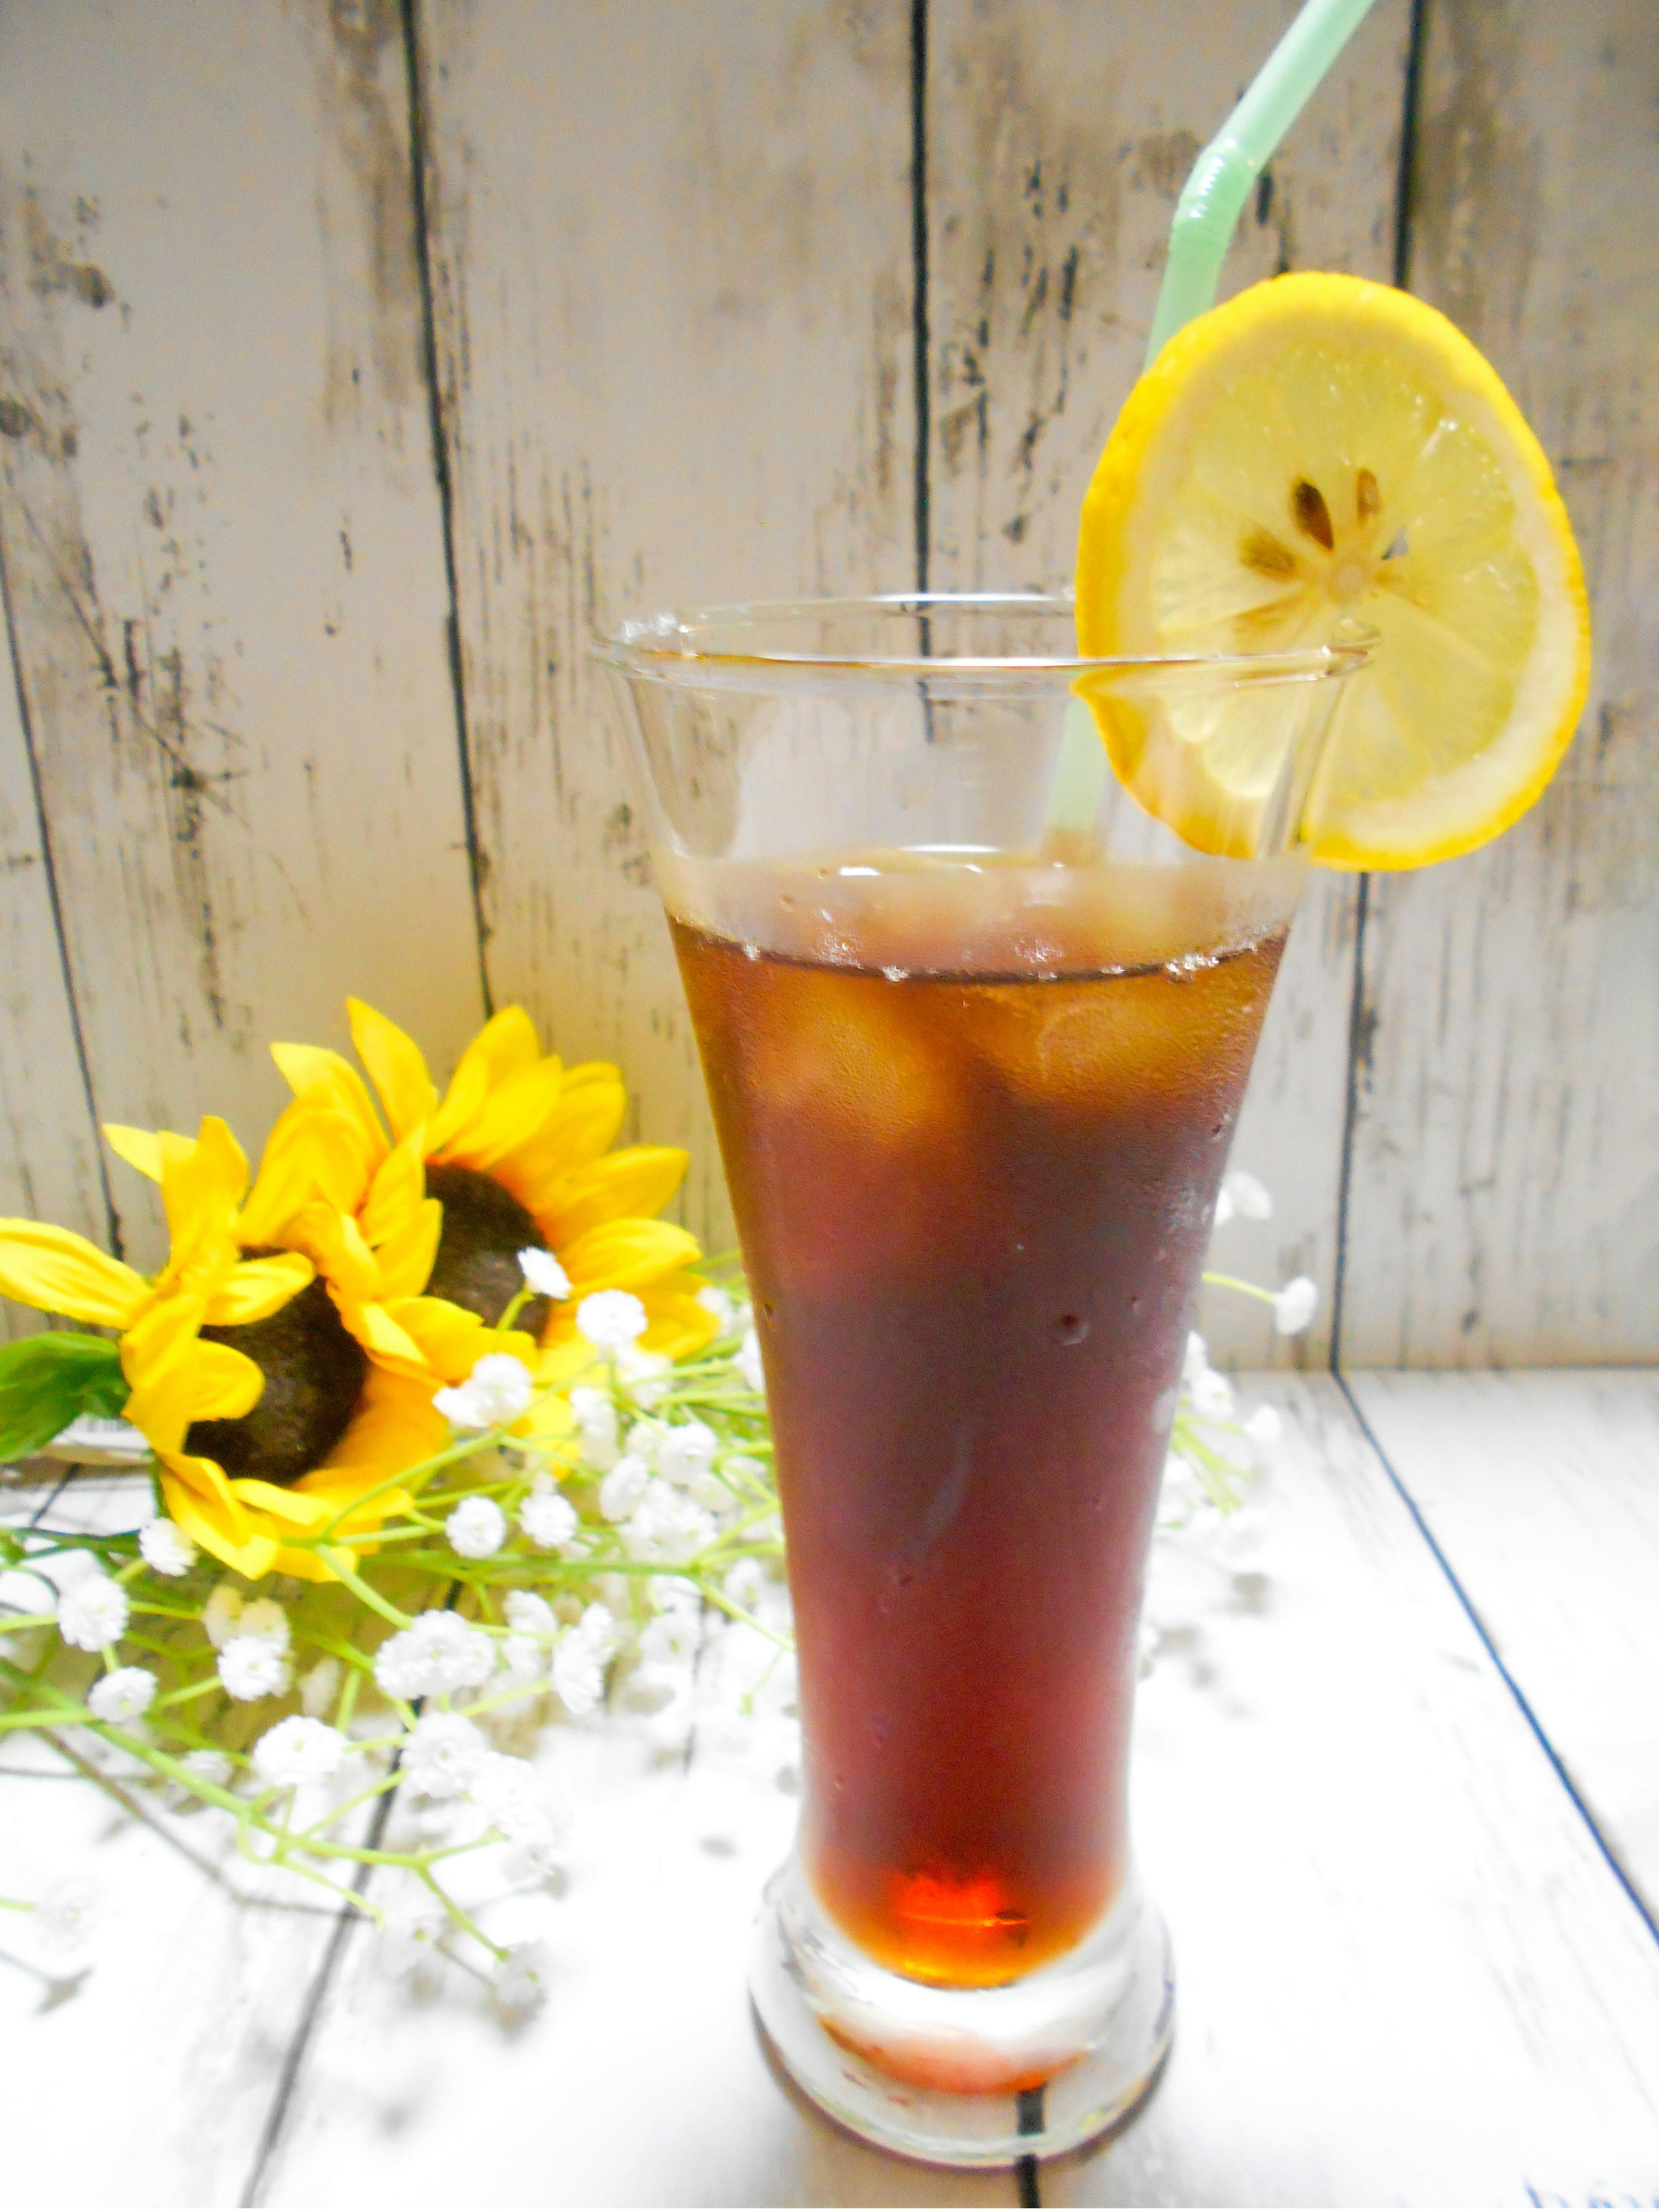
[273,998,718,1363]
[0,1117,413,1581]
[94,1110,452,1583]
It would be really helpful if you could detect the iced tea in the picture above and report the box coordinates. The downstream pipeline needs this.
[671,849,1290,1988]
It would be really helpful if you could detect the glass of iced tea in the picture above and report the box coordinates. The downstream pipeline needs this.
[601,597,1371,2166]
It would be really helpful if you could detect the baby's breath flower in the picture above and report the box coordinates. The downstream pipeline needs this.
[372,1609,495,1700]
[301,1656,343,1719]
[1273,1276,1319,1335]
[138,1519,195,1577]
[657,1420,718,1491]
[568,1386,620,1474]
[402,1711,489,1800]
[87,1667,156,1726]
[253,1716,349,1788]
[623,1479,715,1565]
[694,1283,736,1332]
[504,1590,556,1637]
[218,1636,292,1703]
[237,1599,290,1653]
[202,1584,244,1649]
[493,1939,551,2015]
[1190,1365,1236,1421]
[181,1748,232,1790]
[57,1573,128,1653]
[519,1484,578,1551]
[576,1289,648,1354]
[434,1353,535,1433]
[34,1876,98,1955]
[446,1495,507,1559]
[552,1602,619,1717]
[598,1453,650,1524]
[501,1634,548,1684]
[1214,1169,1273,1228]
[737,1328,765,1394]
[469,1751,563,1848]
[615,1346,672,1406]
[552,1632,605,1716]
[517,1246,572,1302]
[722,1557,766,1609]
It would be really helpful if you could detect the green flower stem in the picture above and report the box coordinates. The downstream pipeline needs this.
[0,1612,57,1631]
[1201,1271,1278,1306]
[0,1896,35,1914]
[419,1869,504,1961]
[313,1550,414,1629]
[692,1580,791,1649]
[154,1676,225,1711]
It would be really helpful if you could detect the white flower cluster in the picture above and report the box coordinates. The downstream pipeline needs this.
[373,1609,496,1701]
[397,1708,565,1862]
[205,1587,294,1702]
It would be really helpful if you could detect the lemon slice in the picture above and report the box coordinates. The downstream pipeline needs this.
[1076,272,1590,866]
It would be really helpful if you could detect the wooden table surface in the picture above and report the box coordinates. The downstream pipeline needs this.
[3,1370,1657,2209]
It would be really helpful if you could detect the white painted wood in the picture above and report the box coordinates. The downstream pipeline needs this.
[0,566,106,1305]
[1060,1374,1659,2204]
[923,0,1413,1370]
[1350,1367,1659,1923]
[251,1376,1659,2205]
[0,1475,359,2209]
[0,0,485,1273]
[414,0,917,1245]
[1342,0,1659,1366]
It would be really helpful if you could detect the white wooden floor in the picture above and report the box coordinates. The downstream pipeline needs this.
[3,1372,1657,2208]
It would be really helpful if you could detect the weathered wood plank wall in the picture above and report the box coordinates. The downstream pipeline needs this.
[0,0,1651,1367]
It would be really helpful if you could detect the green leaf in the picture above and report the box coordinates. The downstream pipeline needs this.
[0,1332,129,1463]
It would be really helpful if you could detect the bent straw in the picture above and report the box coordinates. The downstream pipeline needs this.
[1043,0,1382,842]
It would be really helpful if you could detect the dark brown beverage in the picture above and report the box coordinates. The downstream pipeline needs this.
[672,855,1286,1990]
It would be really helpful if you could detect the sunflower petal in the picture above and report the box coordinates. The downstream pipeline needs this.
[102,1125,165,1182]
[159,1455,279,1578]
[637,1278,722,1361]
[185,1340,266,1423]
[359,1126,428,1252]
[428,1007,543,1154]
[372,1198,441,1301]
[389,1296,538,1385]
[270,1044,388,1165]
[490,1075,629,1208]
[0,1222,147,1326]
[560,1217,702,1295]
[320,1366,446,1471]
[438,1057,568,1172]
[240,1100,375,1244]
[226,1479,333,1528]
[155,1118,249,1295]
[348,999,440,1144]
[207,1252,315,1326]
[526,1146,690,1246]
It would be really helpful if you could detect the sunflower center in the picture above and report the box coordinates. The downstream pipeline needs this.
[424,1163,553,1337]
[188,1269,368,1485]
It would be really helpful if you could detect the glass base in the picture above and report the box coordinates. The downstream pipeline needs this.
[748,1853,1174,2169]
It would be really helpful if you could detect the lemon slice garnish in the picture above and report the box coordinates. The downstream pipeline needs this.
[1076,273,1590,867]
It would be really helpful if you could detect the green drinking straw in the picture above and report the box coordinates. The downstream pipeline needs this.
[1044,0,1382,842]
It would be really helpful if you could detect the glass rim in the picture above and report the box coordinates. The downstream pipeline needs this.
[593,592,1379,689]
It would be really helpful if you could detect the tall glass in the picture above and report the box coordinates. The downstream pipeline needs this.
[601,599,1370,2167]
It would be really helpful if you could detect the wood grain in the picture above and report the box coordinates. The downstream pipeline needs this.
[1351,1367,1659,1926]
[0,536,108,1302]
[0,1475,363,2209]
[1340,0,1659,1366]
[921,0,1413,1369]
[0,0,485,1273]
[412,0,916,1245]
